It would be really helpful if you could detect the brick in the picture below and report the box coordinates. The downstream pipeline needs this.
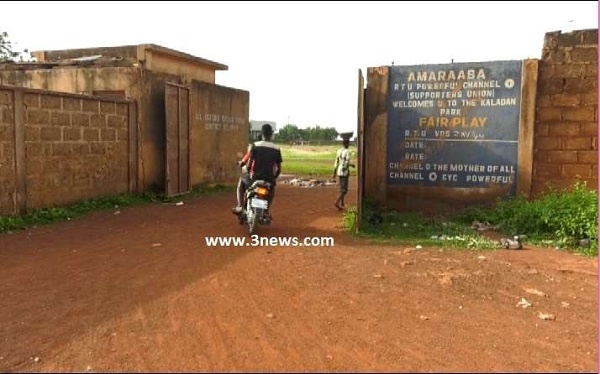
[99,101,116,114]
[26,160,44,174]
[538,64,554,81]
[537,107,562,121]
[0,91,12,105]
[542,49,568,63]
[71,113,90,127]
[537,79,564,94]
[536,136,560,150]
[570,47,597,62]
[52,143,72,156]
[41,95,62,110]
[585,63,598,77]
[561,164,592,178]
[578,151,598,164]
[82,100,99,113]
[557,32,577,47]
[543,150,579,163]
[72,172,90,187]
[24,93,40,108]
[564,77,597,93]
[580,121,597,136]
[26,109,50,125]
[550,93,580,106]
[41,127,61,141]
[63,128,81,141]
[536,94,551,108]
[50,112,71,127]
[25,143,51,158]
[107,115,126,128]
[90,114,106,128]
[562,137,592,150]
[116,128,128,141]
[63,98,82,111]
[581,30,598,45]
[0,124,12,141]
[25,126,40,142]
[534,163,561,178]
[90,142,105,155]
[543,33,559,50]
[83,128,99,141]
[1,107,14,125]
[116,103,128,116]
[100,128,116,141]
[72,143,90,155]
[553,64,586,78]
[548,122,580,136]
[581,92,597,105]
[562,107,595,122]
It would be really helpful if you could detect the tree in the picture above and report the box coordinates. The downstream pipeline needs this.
[0,31,31,62]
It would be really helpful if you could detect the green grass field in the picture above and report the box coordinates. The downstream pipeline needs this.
[279,144,358,177]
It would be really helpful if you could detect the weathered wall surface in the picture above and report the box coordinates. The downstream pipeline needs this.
[191,81,249,185]
[0,86,134,215]
[533,29,598,195]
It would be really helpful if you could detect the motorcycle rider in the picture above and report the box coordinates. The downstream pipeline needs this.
[233,124,282,217]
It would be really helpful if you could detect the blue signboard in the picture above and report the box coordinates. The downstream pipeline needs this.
[386,60,523,193]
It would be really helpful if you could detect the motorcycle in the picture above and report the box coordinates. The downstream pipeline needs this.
[234,162,272,236]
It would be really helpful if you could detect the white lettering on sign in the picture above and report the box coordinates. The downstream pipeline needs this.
[407,69,486,82]
[197,112,245,132]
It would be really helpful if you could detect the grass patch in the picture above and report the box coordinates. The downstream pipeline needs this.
[0,183,235,234]
[345,181,598,256]
[456,181,598,256]
[343,200,499,250]
[280,144,357,177]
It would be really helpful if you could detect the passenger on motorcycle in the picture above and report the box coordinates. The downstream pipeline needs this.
[232,124,282,217]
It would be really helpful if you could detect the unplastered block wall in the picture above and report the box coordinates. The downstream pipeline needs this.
[533,29,598,195]
[0,86,133,214]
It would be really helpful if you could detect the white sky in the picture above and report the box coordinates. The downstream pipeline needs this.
[2,1,598,133]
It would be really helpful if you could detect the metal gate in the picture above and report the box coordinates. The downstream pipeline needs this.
[165,82,191,196]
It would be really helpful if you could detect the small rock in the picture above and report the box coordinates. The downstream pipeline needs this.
[561,302,570,308]
[526,269,539,275]
[538,312,556,321]
[516,298,532,309]
[477,255,486,260]
[114,211,121,215]
[33,357,40,363]
[373,274,383,279]
[266,313,274,319]
[458,305,463,310]
[524,288,547,297]
[326,354,333,360]
[400,261,412,267]
[384,259,388,265]
[86,366,92,372]
[416,245,423,249]
[419,315,429,320]
[175,201,184,206]
[151,243,162,247]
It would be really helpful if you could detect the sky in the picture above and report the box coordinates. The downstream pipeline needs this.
[2,1,598,134]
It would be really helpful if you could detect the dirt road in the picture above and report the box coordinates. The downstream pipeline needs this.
[0,183,597,372]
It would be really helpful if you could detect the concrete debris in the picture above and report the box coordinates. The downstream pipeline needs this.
[516,298,532,309]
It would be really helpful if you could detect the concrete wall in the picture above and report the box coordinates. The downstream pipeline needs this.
[0,86,135,215]
[533,29,598,195]
[145,49,216,84]
[191,81,250,185]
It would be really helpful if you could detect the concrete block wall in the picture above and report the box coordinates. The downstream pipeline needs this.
[533,29,598,195]
[0,86,133,214]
